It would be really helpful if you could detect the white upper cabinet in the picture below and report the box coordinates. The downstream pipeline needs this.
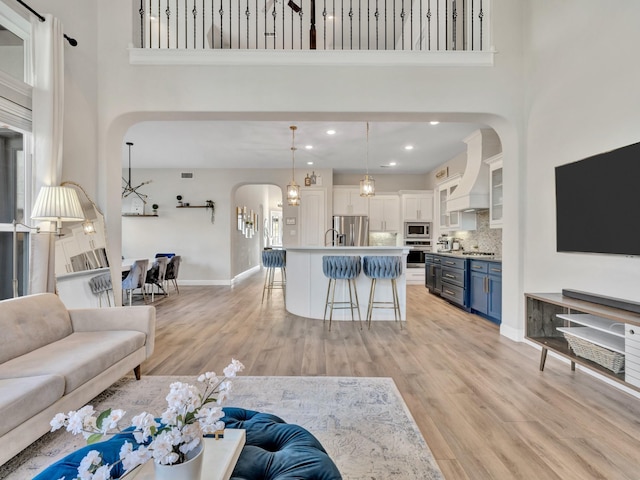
[401,191,434,222]
[485,153,503,228]
[333,186,369,215]
[369,195,400,232]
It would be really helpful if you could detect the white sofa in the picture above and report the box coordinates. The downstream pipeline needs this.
[0,293,156,466]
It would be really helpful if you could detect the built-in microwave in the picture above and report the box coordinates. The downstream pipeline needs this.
[404,222,431,239]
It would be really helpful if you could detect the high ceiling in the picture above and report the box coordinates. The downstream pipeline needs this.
[123,120,486,175]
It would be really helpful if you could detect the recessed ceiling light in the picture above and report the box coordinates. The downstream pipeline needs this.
[307,161,314,165]
[430,121,440,125]
[404,145,414,150]
[305,145,313,150]
[389,162,397,166]
[326,129,336,135]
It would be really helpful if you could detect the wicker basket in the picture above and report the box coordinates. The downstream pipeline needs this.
[563,333,625,374]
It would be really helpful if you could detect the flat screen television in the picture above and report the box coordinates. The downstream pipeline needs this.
[555,140,640,256]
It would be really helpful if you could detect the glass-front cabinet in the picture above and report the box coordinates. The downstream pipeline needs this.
[485,153,503,228]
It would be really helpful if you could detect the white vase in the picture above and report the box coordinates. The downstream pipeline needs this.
[154,442,204,480]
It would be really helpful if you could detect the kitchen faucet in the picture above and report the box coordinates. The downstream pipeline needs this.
[324,228,339,246]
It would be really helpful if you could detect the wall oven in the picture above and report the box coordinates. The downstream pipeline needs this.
[405,222,431,239]
[405,240,432,268]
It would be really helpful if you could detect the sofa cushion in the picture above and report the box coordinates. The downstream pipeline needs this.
[0,331,146,394]
[0,375,65,436]
[0,293,73,364]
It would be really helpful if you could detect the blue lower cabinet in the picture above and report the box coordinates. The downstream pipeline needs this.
[469,260,502,324]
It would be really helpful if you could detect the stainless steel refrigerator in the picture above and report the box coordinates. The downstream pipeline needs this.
[332,215,369,246]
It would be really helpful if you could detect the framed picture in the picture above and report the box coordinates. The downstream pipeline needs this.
[285,217,296,225]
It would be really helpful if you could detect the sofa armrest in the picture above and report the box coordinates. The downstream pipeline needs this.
[69,306,156,359]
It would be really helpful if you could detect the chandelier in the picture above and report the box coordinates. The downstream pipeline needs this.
[286,125,300,206]
[360,122,375,197]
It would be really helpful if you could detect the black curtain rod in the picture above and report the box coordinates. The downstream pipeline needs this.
[15,0,78,46]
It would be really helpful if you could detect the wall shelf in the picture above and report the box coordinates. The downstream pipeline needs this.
[122,213,158,217]
[176,205,208,208]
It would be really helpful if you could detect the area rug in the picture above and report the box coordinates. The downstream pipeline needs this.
[2,376,444,480]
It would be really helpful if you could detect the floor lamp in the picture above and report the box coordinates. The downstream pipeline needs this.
[12,186,85,298]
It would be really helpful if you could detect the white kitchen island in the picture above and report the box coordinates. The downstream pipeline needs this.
[285,246,409,321]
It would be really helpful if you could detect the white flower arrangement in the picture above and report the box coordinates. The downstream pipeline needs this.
[50,359,244,480]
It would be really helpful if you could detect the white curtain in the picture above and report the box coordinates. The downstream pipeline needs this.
[29,14,65,294]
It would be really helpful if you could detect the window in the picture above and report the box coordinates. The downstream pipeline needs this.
[0,128,31,299]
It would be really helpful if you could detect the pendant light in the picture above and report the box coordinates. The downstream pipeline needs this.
[286,125,301,206]
[360,122,375,197]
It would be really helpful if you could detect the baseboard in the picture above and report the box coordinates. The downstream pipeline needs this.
[562,289,640,314]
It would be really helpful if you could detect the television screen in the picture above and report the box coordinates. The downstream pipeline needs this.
[555,141,640,256]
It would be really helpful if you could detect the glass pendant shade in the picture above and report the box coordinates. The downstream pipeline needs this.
[287,181,300,206]
[359,122,375,197]
[360,174,375,197]
[287,125,300,206]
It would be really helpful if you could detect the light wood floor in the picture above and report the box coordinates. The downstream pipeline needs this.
[140,275,640,480]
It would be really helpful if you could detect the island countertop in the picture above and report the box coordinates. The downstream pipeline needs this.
[285,246,409,321]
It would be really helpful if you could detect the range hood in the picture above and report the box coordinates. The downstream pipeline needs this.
[446,129,502,213]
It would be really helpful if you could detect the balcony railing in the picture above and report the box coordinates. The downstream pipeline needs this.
[134,0,489,52]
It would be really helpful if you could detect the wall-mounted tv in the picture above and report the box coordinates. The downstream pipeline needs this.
[555,140,640,256]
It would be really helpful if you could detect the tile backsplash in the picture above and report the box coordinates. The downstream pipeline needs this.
[450,210,502,256]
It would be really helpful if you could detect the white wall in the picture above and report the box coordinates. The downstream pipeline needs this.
[22,0,527,321]
[523,2,640,305]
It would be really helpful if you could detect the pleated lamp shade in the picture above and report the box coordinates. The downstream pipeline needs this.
[31,186,85,234]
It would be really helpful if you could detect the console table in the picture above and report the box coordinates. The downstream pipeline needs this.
[525,292,640,391]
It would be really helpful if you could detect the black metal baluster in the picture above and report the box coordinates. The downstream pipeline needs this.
[367,0,370,50]
[436,0,439,50]
[358,0,361,50]
[149,0,152,48]
[391,0,394,50]
[264,0,267,49]
[322,1,327,49]
[479,0,483,50]
[419,0,422,50]
[400,0,405,50]
[166,2,171,48]
[158,0,161,47]
[332,0,335,49]
[210,0,214,48]
[462,0,466,50]
[185,1,188,48]
[201,0,205,48]
[283,0,285,49]
[193,1,197,48]
[139,0,145,48]
[426,0,431,50]
[340,0,344,50]
[239,0,242,48]
[272,2,277,49]
[299,8,303,50]
[229,0,233,49]
[384,0,386,50]
[444,0,447,50]
[410,0,413,50]
[219,2,224,48]
[246,1,251,49]
[374,0,379,50]
[452,0,457,50]
[177,0,180,48]
[348,0,353,49]
[255,0,258,48]
[471,0,474,50]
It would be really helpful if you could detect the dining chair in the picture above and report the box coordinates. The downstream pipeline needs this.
[145,256,168,301]
[121,259,148,306]
[164,255,182,294]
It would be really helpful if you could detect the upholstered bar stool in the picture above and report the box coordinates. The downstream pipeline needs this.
[261,249,286,303]
[322,255,362,331]
[362,256,403,330]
